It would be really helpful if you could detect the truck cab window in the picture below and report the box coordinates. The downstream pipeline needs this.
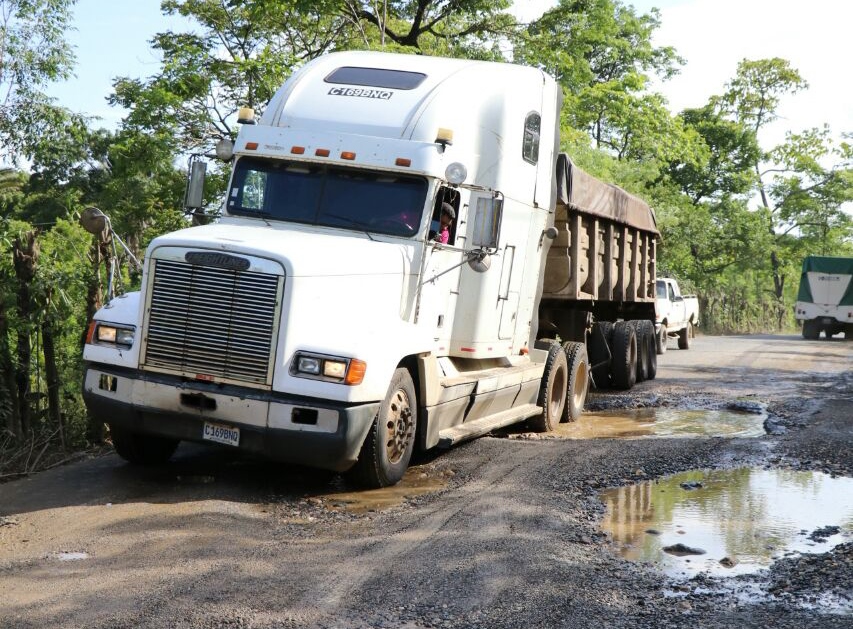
[228,157,428,237]
[522,112,541,165]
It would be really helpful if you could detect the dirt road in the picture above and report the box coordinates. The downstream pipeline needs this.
[1,334,851,628]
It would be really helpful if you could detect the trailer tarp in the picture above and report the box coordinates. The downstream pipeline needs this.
[796,255,853,305]
[555,153,658,235]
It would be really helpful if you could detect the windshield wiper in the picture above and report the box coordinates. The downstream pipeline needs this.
[324,214,377,241]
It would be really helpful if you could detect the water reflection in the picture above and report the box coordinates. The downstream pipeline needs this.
[600,469,853,577]
[554,408,766,439]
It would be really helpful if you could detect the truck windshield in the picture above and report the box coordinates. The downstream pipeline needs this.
[227,157,428,237]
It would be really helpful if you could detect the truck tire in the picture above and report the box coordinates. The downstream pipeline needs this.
[530,342,568,432]
[656,323,668,354]
[802,319,820,340]
[589,321,613,389]
[349,367,417,488]
[678,321,692,349]
[611,321,637,390]
[561,341,589,423]
[633,321,649,383]
[109,425,179,465]
[636,320,657,380]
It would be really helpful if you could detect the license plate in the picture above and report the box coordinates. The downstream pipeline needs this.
[202,421,240,447]
[821,317,834,325]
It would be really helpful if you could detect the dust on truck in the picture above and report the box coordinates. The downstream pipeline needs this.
[82,51,659,487]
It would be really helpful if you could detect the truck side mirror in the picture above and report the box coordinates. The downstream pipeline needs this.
[185,158,207,210]
[471,194,503,250]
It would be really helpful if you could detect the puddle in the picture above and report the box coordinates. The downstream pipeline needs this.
[600,468,853,578]
[55,552,89,561]
[550,408,767,439]
[321,467,448,514]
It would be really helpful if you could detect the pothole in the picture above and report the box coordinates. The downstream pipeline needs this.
[319,467,449,514]
[600,468,853,578]
[504,407,767,440]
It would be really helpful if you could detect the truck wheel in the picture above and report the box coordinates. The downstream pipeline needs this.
[561,341,589,423]
[633,321,649,383]
[802,319,820,340]
[611,321,637,390]
[678,322,692,349]
[636,320,657,380]
[530,342,568,432]
[350,368,417,488]
[656,323,668,354]
[109,425,179,465]
[589,321,613,389]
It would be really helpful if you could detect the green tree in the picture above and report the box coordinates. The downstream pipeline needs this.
[0,0,77,163]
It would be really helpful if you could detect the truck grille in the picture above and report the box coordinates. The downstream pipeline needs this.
[142,258,282,385]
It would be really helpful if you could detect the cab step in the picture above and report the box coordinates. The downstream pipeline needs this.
[437,404,543,448]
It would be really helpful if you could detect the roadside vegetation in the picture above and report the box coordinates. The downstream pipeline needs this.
[1,0,851,466]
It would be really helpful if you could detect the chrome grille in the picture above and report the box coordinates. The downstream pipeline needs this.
[142,258,281,385]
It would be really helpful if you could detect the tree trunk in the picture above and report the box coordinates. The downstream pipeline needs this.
[42,315,64,448]
[12,232,38,436]
[0,306,22,438]
[83,235,108,444]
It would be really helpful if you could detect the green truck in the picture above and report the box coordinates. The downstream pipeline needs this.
[794,256,853,340]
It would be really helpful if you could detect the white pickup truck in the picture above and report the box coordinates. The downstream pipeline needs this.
[655,278,699,352]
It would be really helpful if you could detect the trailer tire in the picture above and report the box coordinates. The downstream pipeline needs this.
[802,319,820,340]
[678,322,692,349]
[636,320,657,380]
[589,321,613,389]
[633,321,649,383]
[561,341,589,423]
[656,323,668,354]
[349,368,417,488]
[530,342,568,432]
[611,321,637,390]
[109,425,179,465]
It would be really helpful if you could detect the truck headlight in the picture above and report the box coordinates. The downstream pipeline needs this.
[89,322,135,348]
[292,352,366,385]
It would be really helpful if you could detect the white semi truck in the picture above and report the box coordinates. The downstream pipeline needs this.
[83,51,659,487]
[794,255,853,339]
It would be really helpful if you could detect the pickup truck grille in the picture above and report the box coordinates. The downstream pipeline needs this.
[142,258,282,385]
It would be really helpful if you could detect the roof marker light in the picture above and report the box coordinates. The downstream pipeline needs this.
[315,148,330,157]
[245,142,258,150]
[341,151,356,160]
[395,158,411,167]
[291,146,305,154]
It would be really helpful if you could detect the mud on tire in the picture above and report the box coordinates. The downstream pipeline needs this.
[349,367,417,488]
[530,342,568,432]
[109,425,179,465]
[561,341,589,423]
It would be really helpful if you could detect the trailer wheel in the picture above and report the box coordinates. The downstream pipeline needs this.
[530,343,568,432]
[678,322,692,349]
[633,321,649,383]
[349,368,417,488]
[109,425,179,465]
[561,341,589,422]
[589,321,613,389]
[636,320,657,380]
[656,323,668,354]
[802,319,820,340]
[611,321,637,390]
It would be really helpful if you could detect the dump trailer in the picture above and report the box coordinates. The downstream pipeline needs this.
[539,155,659,390]
[82,51,658,488]
[795,255,853,339]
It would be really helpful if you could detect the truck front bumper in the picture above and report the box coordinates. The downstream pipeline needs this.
[83,363,380,472]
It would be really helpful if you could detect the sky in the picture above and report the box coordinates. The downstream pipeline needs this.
[49,0,852,150]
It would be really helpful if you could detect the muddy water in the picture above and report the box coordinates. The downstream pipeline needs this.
[553,408,767,439]
[600,468,853,577]
[321,467,448,513]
